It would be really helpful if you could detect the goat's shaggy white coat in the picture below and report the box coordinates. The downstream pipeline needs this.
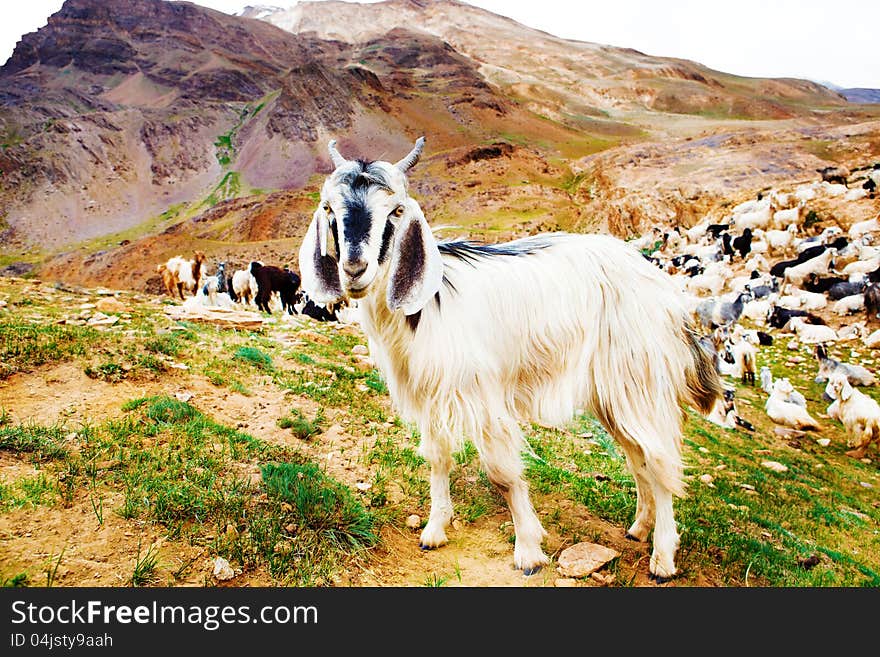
[824,373,880,457]
[299,138,721,580]
[786,316,839,344]
[765,379,820,430]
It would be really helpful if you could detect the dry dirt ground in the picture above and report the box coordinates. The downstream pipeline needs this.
[0,352,669,588]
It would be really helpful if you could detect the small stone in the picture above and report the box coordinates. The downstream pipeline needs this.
[556,542,620,578]
[212,557,235,581]
[355,482,372,492]
[787,339,799,350]
[175,391,193,403]
[554,578,578,587]
[405,514,421,529]
[591,572,615,585]
[816,438,831,447]
[860,481,873,488]
[280,502,293,513]
[739,483,756,491]
[699,474,714,487]
[352,345,369,355]
[761,461,789,473]
[698,447,709,454]
[451,519,463,530]
[95,297,127,313]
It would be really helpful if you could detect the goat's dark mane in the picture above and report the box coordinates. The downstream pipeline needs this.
[437,238,551,266]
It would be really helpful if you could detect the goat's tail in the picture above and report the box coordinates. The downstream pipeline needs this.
[683,324,724,414]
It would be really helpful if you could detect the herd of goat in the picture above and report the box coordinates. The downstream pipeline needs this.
[154,136,878,582]
[636,165,880,461]
[156,255,348,322]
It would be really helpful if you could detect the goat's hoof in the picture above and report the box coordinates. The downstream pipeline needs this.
[522,565,542,576]
[418,543,435,551]
[624,532,643,542]
[649,572,673,584]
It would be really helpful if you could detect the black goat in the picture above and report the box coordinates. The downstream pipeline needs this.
[297,295,338,322]
[865,283,880,320]
[731,228,752,259]
[803,273,848,294]
[706,223,730,239]
[817,165,849,187]
[828,279,867,301]
[250,262,301,314]
[721,233,735,258]
[768,306,827,330]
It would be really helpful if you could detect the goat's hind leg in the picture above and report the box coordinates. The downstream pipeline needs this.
[616,438,655,542]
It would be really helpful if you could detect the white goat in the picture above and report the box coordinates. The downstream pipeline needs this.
[765,378,820,430]
[770,202,804,230]
[824,373,880,458]
[783,249,836,287]
[849,215,880,241]
[833,293,865,316]
[786,316,839,344]
[299,137,723,581]
[231,268,258,307]
[765,224,799,255]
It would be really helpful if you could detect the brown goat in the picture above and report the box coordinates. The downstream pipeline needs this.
[158,250,206,299]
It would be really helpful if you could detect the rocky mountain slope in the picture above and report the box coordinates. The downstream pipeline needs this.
[1,0,879,292]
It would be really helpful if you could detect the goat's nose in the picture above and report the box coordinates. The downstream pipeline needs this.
[343,260,368,279]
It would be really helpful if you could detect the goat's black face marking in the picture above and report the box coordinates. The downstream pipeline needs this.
[336,160,393,262]
[378,220,394,265]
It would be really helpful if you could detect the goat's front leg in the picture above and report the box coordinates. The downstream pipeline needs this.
[419,451,454,549]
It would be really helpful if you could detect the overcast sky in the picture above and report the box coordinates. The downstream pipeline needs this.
[2,0,877,89]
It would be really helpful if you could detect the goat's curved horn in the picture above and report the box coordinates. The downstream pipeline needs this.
[395,136,425,173]
[327,139,348,169]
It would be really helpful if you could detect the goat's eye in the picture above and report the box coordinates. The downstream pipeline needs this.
[323,203,333,216]
[391,205,405,218]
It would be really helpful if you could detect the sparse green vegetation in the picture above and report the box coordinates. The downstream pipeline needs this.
[278,408,325,440]
[0,276,877,587]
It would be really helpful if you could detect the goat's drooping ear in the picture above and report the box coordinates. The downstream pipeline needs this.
[328,139,348,169]
[387,198,443,315]
[395,137,425,173]
[298,208,342,304]
[839,378,853,401]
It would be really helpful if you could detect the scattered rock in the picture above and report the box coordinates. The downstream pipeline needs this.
[95,297,127,313]
[590,572,615,586]
[787,339,799,350]
[87,312,119,327]
[554,578,578,587]
[175,391,193,403]
[859,481,873,488]
[212,557,235,581]
[761,461,789,473]
[556,542,619,578]
[351,345,369,355]
[816,438,831,447]
[699,473,714,487]
[405,514,421,529]
[355,482,372,492]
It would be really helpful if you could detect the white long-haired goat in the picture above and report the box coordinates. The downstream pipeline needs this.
[298,137,722,581]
